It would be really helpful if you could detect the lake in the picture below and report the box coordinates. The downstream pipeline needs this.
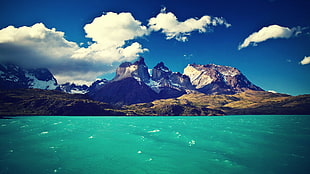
[0,115,309,174]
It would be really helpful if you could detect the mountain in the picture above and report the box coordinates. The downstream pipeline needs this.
[150,62,195,98]
[1,59,308,116]
[56,79,109,94]
[88,57,264,105]
[113,58,150,83]
[0,63,58,90]
[88,58,158,105]
[88,57,197,105]
[183,64,263,94]
[0,59,265,106]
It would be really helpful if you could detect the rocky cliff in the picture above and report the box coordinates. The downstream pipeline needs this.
[183,64,263,94]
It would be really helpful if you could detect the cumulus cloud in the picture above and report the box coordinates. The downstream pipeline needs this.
[72,12,150,65]
[300,56,310,65]
[0,12,150,84]
[84,12,149,47]
[148,9,231,42]
[0,10,230,84]
[0,23,114,84]
[238,25,302,50]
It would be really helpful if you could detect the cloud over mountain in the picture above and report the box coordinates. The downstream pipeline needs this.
[238,25,302,50]
[148,8,231,42]
[0,10,231,84]
[0,23,116,85]
[72,12,150,64]
[84,12,149,47]
[0,13,151,85]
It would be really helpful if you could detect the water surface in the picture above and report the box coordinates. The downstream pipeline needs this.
[1,115,309,174]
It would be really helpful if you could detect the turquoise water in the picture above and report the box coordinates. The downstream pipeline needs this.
[0,115,310,174]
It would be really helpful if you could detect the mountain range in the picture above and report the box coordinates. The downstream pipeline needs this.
[0,58,309,116]
[88,57,263,105]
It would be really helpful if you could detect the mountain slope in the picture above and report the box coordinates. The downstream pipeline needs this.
[88,77,158,105]
[124,90,310,116]
[1,89,308,116]
[0,89,125,116]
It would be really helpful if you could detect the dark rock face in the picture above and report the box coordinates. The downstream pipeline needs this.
[184,64,263,95]
[88,57,156,105]
[88,79,108,92]
[88,77,158,105]
[150,62,194,98]
[152,62,170,81]
[0,63,58,90]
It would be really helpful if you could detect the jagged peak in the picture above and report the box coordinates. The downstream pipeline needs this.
[133,57,146,66]
[113,57,150,83]
[154,62,170,72]
[186,63,240,76]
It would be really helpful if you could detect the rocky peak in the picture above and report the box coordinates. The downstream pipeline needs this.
[148,62,194,96]
[184,64,263,94]
[113,57,150,83]
[152,62,171,81]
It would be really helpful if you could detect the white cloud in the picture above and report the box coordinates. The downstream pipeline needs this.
[0,23,114,84]
[84,12,149,47]
[0,23,79,59]
[0,12,150,84]
[300,56,310,65]
[148,9,231,42]
[0,10,231,84]
[238,25,302,50]
[72,12,150,64]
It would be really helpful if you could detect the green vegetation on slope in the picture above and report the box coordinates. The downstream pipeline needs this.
[0,89,125,116]
[125,90,310,116]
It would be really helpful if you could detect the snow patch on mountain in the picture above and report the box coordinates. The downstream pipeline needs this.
[25,73,57,90]
[146,79,161,93]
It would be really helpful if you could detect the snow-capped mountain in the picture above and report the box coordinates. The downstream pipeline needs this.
[57,79,109,94]
[88,57,196,105]
[88,57,264,105]
[184,64,263,94]
[0,63,58,90]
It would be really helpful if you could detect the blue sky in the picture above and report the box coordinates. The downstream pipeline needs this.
[0,0,309,95]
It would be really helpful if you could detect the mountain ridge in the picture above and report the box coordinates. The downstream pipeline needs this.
[88,57,264,105]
